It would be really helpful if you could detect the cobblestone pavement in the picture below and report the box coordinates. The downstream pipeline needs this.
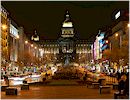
[1,80,116,99]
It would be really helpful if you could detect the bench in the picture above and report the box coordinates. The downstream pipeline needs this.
[1,85,9,91]
[113,83,119,90]
[92,83,100,88]
[99,86,111,94]
[114,92,128,99]
[21,84,29,90]
[6,87,17,95]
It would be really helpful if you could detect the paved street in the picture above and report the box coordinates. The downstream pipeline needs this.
[1,80,116,99]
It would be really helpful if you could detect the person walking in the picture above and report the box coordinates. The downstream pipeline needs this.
[118,74,127,94]
[116,71,121,82]
[124,72,129,96]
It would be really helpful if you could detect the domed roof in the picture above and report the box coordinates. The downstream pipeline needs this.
[31,30,39,41]
[62,11,73,27]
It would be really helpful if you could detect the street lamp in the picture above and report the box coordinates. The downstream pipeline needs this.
[31,44,33,47]
[39,48,42,51]
[2,24,7,30]
[16,35,19,39]
[115,33,119,37]
[105,40,109,44]
[115,32,122,48]
[35,47,37,49]
[25,40,28,44]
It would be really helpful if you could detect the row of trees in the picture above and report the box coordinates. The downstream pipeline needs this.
[103,38,128,66]
[18,52,58,67]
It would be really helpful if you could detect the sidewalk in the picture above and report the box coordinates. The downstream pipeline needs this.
[1,79,116,99]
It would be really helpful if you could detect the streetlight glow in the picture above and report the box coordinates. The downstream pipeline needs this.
[106,40,108,44]
[25,40,28,44]
[128,23,130,27]
[2,24,7,30]
[39,48,42,51]
[16,35,19,39]
[115,33,118,37]
[31,44,33,47]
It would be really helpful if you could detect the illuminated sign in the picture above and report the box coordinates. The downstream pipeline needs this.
[10,24,19,38]
[115,11,120,19]
[97,33,104,40]
[101,45,107,51]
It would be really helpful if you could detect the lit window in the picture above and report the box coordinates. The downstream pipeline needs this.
[115,11,120,19]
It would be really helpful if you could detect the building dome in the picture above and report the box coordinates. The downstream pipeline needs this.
[62,11,73,27]
[31,30,39,41]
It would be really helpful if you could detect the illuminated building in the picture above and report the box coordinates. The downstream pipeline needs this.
[109,9,129,70]
[102,9,129,55]
[31,30,39,41]
[1,6,10,66]
[93,30,105,61]
[39,11,93,65]
[58,11,76,65]
[9,20,19,64]
[100,9,129,72]
[76,40,93,63]
[110,9,129,50]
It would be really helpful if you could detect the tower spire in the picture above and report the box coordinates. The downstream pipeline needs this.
[62,10,73,28]
[65,10,70,21]
[35,30,37,35]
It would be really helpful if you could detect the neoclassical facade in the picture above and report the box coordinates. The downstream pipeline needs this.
[39,11,93,65]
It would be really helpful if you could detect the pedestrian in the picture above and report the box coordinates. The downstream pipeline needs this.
[98,79,102,86]
[42,75,46,82]
[124,72,129,96]
[83,75,86,81]
[45,72,48,79]
[118,74,127,94]
[4,75,9,86]
[116,71,121,82]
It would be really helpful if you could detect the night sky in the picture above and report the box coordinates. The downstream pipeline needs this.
[1,1,129,41]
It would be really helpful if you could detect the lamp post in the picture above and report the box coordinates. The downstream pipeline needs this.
[115,32,122,48]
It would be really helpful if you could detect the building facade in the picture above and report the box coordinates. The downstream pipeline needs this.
[110,9,129,68]
[9,20,19,65]
[101,9,129,71]
[1,6,40,69]
[1,6,10,66]
[39,11,93,65]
